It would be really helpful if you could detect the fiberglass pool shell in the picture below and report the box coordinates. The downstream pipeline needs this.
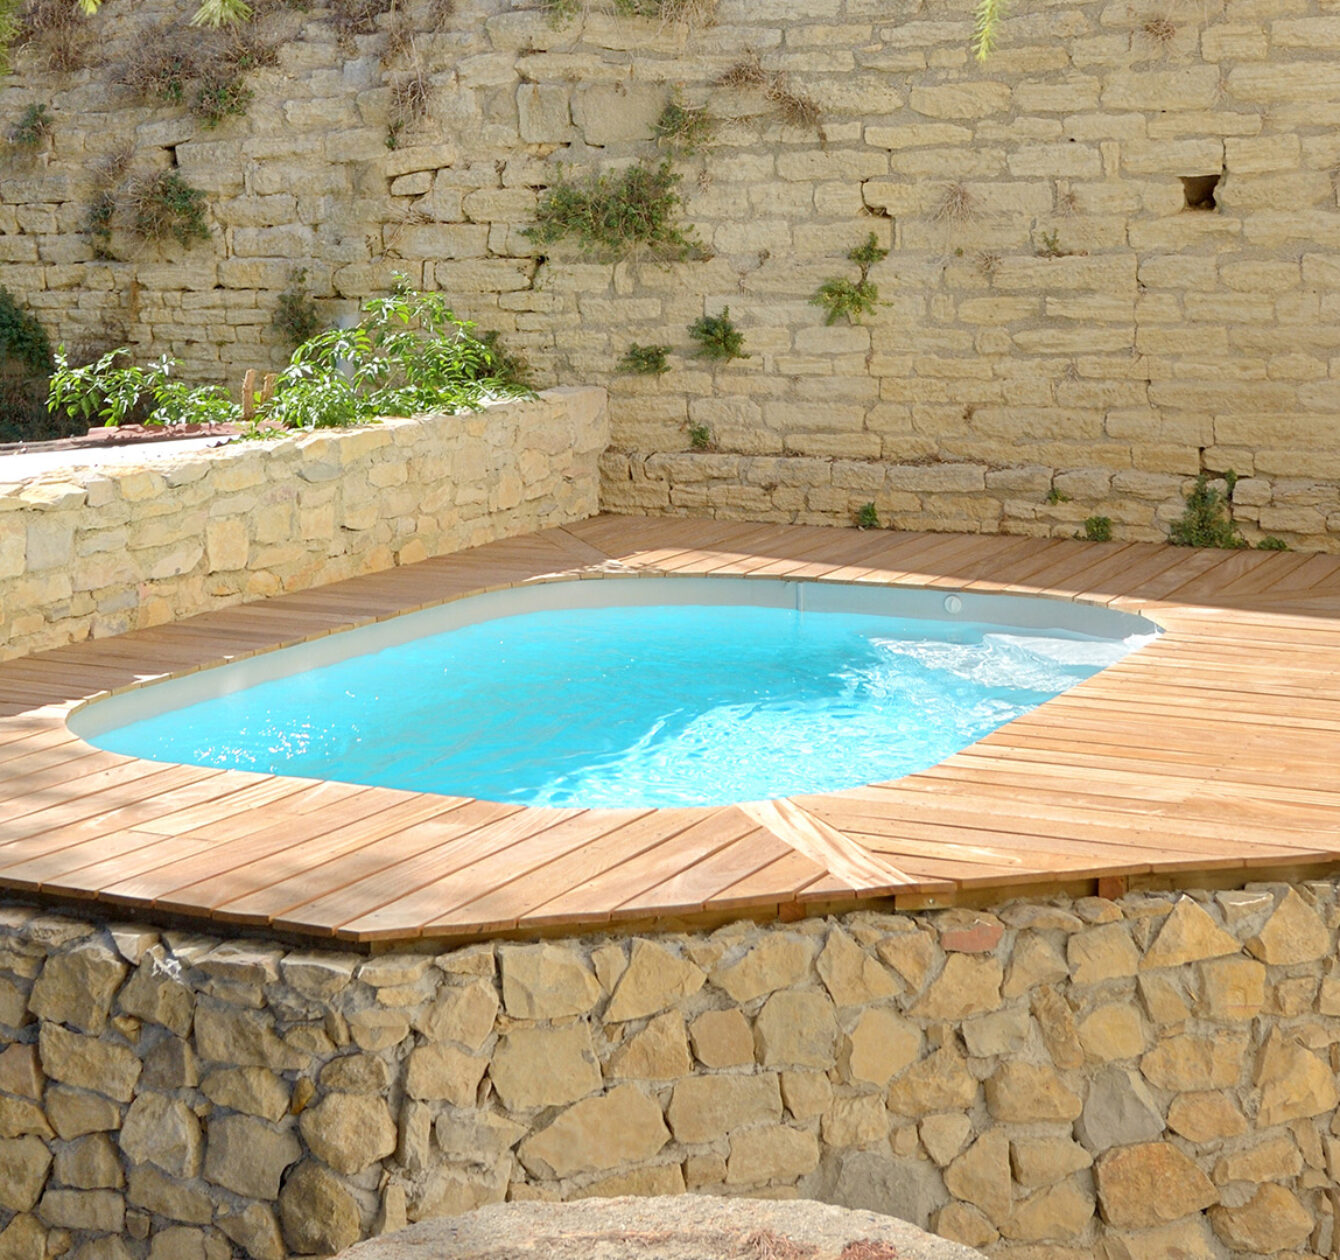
[69,577,1160,810]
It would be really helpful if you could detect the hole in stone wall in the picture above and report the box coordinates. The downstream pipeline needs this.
[1181,173,1220,211]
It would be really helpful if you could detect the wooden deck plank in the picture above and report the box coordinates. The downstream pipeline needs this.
[2,514,1340,942]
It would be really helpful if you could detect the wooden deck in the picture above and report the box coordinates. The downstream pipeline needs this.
[4,514,1340,946]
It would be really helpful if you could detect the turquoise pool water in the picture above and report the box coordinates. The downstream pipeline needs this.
[86,601,1149,808]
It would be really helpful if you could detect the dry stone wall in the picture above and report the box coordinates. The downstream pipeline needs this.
[2,882,1340,1260]
[3,0,1340,548]
[0,387,607,660]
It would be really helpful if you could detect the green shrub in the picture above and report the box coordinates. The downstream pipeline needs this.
[1168,473,1246,549]
[856,502,879,529]
[0,286,53,378]
[688,307,747,363]
[47,348,238,427]
[811,233,888,325]
[272,268,322,349]
[618,343,671,375]
[688,422,712,450]
[193,66,253,127]
[130,170,210,246]
[7,103,53,150]
[475,329,533,390]
[259,279,532,429]
[811,277,878,326]
[654,95,714,154]
[1081,515,1112,542]
[526,160,699,261]
[1256,535,1289,551]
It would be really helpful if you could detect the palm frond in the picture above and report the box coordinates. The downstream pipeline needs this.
[973,0,1005,61]
[190,0,252,28]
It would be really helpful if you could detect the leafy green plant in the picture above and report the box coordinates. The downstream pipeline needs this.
[688,308,747,363]
[688,422,712,450]
[47,348,238,427]
[0,286,52,377]
[1081,515,1112,542]
[654,94,714,154]
[856,502,880,529]
[811,233,888,325]
[1168,473,1246,549]
[1257,535,1289,551]
[1045,487,1071,504]
[272,268,322,349]
[129,170,210,246]
[260,280,532,428]
[526,160,699,261]
[475,329,533,390]
[811,277,876,326]
[7,103,53,150]
[45,282,529,434]
[618,342,671,375]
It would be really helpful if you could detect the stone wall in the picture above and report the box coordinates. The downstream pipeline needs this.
[1,882,1339,1260]
[3,0,1340,549]
[0,387,607,660]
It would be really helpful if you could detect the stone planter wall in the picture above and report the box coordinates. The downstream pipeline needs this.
[0,387,608,661]
[3,0,1340,550]
[1,882,1338,1260]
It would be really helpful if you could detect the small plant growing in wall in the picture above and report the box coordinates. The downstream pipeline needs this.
[6,102,53,150]
[526,160,700,261]
[1168,473,1246,549]
[716,52,821,134]
[688,308,747,363]
[193,63,253,127]
[1081,516,1112,542]
[1256,535,1289,551]
[83,190,116,258]
[654,93,715,155]
[129,170,211,247]
[618,343,671,375]
[272,268,322,349]
[687,422,712,450]
[811,232,888,326]
[856,502,880,529]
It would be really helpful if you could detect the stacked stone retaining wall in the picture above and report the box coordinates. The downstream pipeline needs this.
[2,0,1340,548]
[0,387,607,660]
[1,883,1339,1259]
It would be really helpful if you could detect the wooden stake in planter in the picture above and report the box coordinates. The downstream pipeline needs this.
[241,370,278,420]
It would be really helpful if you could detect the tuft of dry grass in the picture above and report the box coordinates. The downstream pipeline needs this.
[934,180,978,222]
[386,68,431,146]
[330,0,394,44]
[119,38,197,103]
[18,0,91,71]
[974,250,1001,277]
[716,51,821,133]
[1141,14,1177,44]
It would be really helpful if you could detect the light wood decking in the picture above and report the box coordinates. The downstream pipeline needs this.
[4,514,1340,946]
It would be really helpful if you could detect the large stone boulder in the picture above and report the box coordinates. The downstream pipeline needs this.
[334,1196,985,1260]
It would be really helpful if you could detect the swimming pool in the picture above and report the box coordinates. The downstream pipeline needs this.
[72,577,1158,808]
